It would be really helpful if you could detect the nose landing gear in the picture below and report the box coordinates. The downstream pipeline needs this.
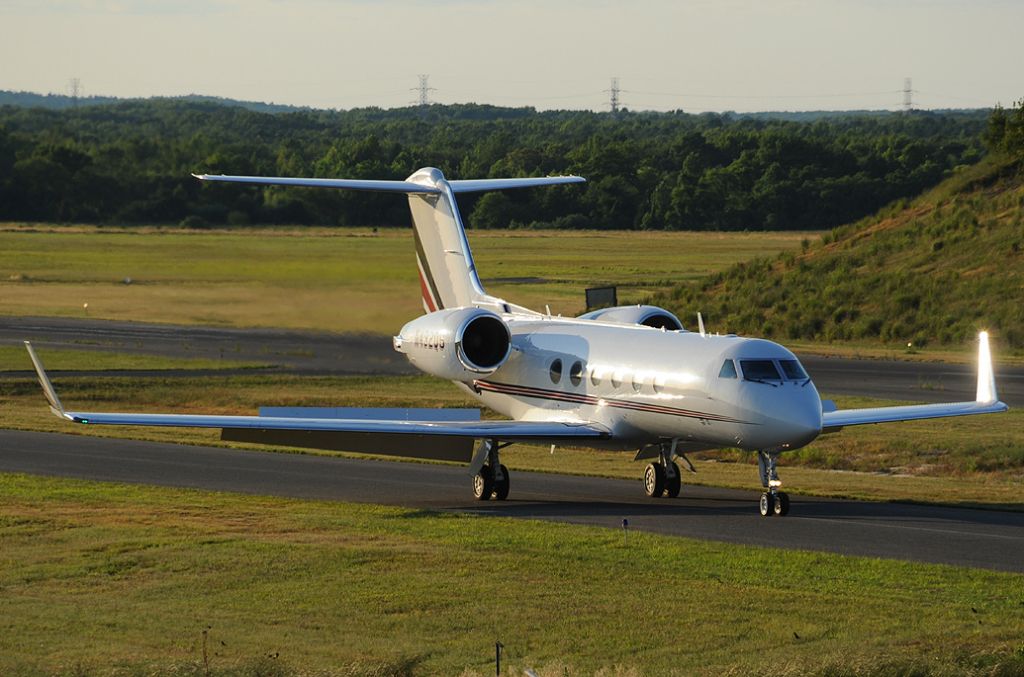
[757,450,790,517]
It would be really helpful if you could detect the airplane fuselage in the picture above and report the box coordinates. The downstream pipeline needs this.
[454,316,824,454]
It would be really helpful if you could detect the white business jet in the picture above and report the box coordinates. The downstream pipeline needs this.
[25,167,1008,515]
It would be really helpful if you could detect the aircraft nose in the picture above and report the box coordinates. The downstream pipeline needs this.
[781,402,822,449]
[742,383,823,450]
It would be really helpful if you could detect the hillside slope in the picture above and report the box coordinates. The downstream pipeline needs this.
[658,155,1024,351]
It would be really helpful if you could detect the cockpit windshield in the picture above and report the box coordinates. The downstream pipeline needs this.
[740,358,809,383]
[740,360,781,381]
[779,359,808,380]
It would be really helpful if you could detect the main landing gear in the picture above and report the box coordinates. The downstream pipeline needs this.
[643,443,682,498]
[472,439,510,501]
[757,450,790,517]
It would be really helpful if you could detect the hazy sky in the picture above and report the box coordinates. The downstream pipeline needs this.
[2,0,1021,112]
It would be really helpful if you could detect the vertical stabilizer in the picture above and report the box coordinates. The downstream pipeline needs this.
[406,168,487,312]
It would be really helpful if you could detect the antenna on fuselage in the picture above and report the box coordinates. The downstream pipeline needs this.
[697,312,706,338]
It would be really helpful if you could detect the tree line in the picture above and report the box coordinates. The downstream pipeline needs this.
[0,100,988,230]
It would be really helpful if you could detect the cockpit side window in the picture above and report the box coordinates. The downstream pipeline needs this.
[740,359,782,381]
[718,359,738,379]
[779,359,808,380]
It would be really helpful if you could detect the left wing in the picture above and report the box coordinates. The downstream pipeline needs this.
[23,342,610,444]
[821,331,1008,432]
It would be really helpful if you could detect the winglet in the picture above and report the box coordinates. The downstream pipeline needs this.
[976,331,998,404]
[23,341,66,418]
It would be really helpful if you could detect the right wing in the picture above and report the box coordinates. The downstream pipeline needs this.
[24,341,608,443]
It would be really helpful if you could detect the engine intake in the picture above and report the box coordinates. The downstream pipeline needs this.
[458,314,510,371]
[395,307,512,381]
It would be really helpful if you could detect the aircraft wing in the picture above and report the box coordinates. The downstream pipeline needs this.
[820,331,1008,432]
[23,342,609,443]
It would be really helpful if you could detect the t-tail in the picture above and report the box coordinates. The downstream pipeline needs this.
[193,168,584,314]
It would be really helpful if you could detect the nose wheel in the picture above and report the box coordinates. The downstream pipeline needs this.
[757,450,790,517]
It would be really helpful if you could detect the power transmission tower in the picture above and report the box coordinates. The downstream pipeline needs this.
[412,74,435,107]
[68,77,82,107]
[605,77,622,114]
[903,77,913,113]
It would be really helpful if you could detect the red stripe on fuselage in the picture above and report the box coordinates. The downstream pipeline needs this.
[474,380,751,425]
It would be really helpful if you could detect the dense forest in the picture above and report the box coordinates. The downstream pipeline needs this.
[658,100,1024,349]
[0,99,987,230]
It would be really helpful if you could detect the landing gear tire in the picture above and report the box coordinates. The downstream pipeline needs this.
[773,491,790,516]
[644,462,666,498]
[493,464,510,501]
[473,465,494,501]
[665,462,682,498]
[759,491,775,517]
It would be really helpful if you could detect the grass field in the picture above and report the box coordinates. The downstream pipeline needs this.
[2,473,1022,677]
[0,225,811,334]
[3,372,1021,509]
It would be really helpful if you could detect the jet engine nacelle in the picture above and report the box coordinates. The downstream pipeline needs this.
[577,304,684,331]
[394,307,512,381]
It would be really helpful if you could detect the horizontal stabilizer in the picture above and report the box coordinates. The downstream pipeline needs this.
[193,172,585,195]
[193,174,441,193]
[449,176,585,193]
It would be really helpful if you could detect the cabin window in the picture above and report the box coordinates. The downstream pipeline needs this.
[740,359,782,382]
[779,359,808,381]
[632,373,643,393]
[549,358,563,384]
[590,368,602,387]
[611,372,623,389]
[719,359,737,379]
[652,375,665,394]
[569,361,584,386]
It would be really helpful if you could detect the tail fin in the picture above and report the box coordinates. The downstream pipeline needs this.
[195,168,584,313]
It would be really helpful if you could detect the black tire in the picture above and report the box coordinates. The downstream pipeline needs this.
[493,464,510,501]
[665,462,682,498]
[644,462,666,498]
[473,465,494,501]
[774,491,790,516]
[759,492,774,517]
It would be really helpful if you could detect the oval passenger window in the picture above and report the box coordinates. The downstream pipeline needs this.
[549,358,563,384]
[569,361,584,386]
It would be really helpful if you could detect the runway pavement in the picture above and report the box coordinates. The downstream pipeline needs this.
[1,429,1021,573]
[3,316,1023,405]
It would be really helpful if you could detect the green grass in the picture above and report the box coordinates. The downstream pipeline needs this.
[0,226,812,334]
[2,372,1021,509]
[2,473,1022,677]
[658,156,1024,354]
[0,345,268,372]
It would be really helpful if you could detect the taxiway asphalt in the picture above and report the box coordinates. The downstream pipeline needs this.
[1,429,1020,573]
